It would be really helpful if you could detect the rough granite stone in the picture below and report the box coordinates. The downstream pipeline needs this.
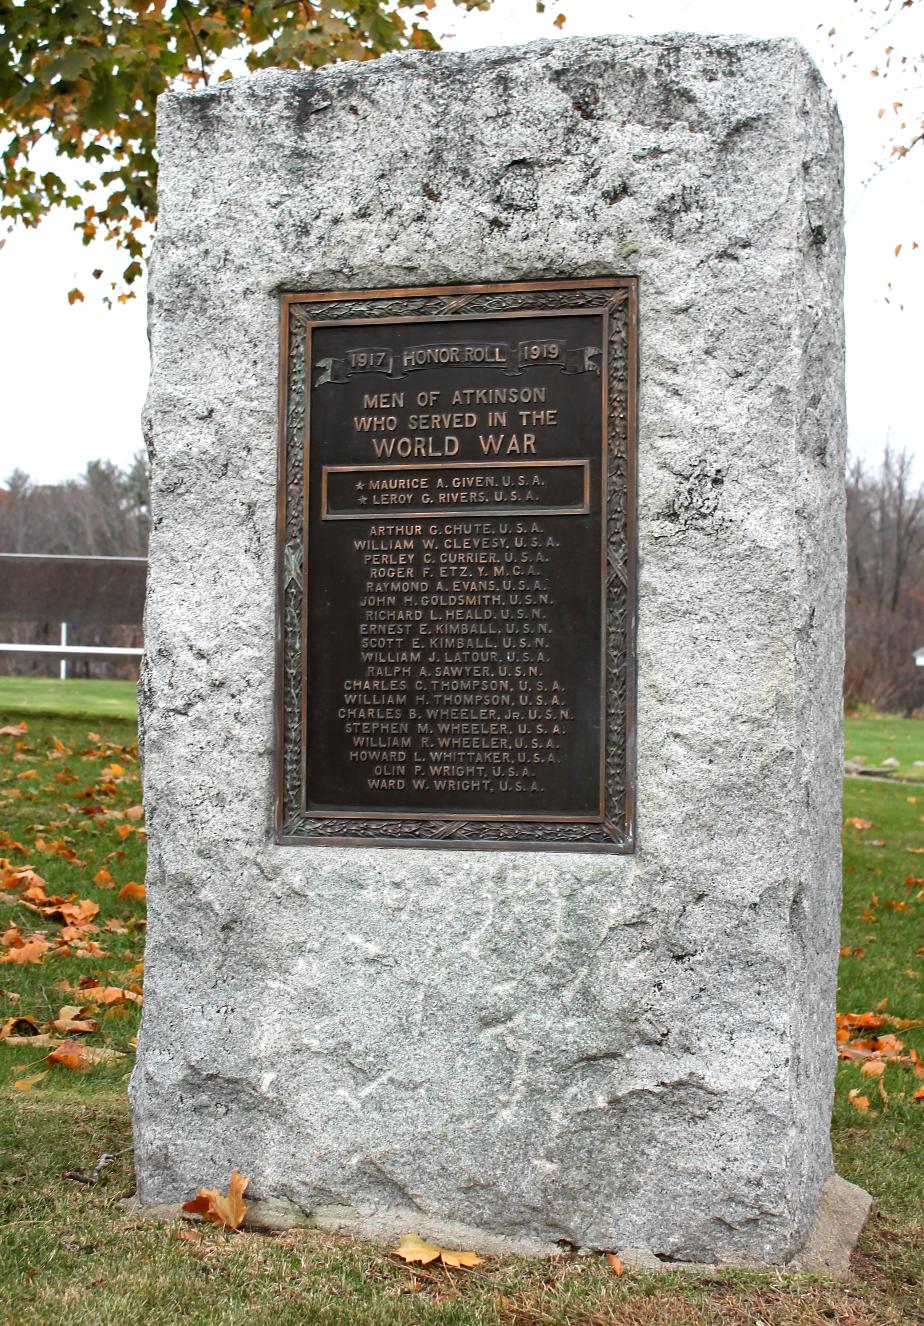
[132,32,846,1263]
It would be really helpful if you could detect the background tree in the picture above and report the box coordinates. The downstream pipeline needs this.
[0,0,493,303]
[0,454,151,678]
[844,445,924,713]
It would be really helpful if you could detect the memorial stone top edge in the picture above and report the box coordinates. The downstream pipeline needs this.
[155,30,836,122]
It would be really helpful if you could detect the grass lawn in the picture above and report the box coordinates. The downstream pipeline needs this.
[844,711,924,781]
[1,690,922,1325]
[0,676,138,720]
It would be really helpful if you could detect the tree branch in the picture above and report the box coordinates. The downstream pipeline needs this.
[177,0,210,85]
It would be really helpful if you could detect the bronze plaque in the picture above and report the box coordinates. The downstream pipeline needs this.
[276,279,636,850]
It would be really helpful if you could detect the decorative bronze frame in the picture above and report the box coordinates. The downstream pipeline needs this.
[275,278,638,851]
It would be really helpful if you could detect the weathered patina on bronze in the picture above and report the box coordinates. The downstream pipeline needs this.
[275,279,637,850]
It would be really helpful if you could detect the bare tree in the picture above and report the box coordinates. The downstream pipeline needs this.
[844,445,924,712]
[0,452,150,678]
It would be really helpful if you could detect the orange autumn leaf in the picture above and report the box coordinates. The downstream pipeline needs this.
[837,1012,886,1030]
[94,868,115,888]
[914,1086,924,1102]
[47,1039,89,1071]
[118,881,146,900]
[848,1088,871,1113]
[77,983,141,1006]
[1,938,50,964]
[606,1253,624,1277]
[51,1005,98,1035]
[843,817,874,830]
[46,1039,118,1069]
[860,1059,886,1079]
[182,1170,249,1230]
[44,898,100,925]
[0,723,27,736]
[124,804,144,821]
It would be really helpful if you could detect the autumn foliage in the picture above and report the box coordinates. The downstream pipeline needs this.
[0,0,494,301]
[0,716,146,1088]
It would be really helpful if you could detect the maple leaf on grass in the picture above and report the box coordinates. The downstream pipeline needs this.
[1,938,50,965]
[849,1088,872,1113]
[47,1039,90,1071]
[46,1039,120,1070]
[393,1233,483,1269]
[0,1015,41,1038]
[182,1171,249,1231]
[51,1005,98,1035]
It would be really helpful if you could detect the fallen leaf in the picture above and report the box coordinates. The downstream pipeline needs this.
[182,1170,249,1230]
[51,1005,98,1035]
[848,1088,870,1113]
[13,1071,48,1091]
[47,1040,89,1071]
[93,868,115,888]
[0,723,27,736]
[860,1059,886,1078]
[124,804,144,821]
[0,938,50,964]
[0,1015,41,1038]
[393,1234,443,1266]
[440,1246,484,1269]
[606,1253,624,1276]
[118,882,146,900]
[77,983,142,1006]
[392,1233,482,1268]
[914,1086,924,1102]
[844,817,874,830]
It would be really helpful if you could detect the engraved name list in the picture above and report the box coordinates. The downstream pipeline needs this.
[277,281,636,850]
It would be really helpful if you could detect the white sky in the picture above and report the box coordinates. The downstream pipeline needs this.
[0,0,921,485]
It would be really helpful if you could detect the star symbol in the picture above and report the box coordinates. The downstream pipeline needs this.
[356,480,365,491]
[357,494,368,504]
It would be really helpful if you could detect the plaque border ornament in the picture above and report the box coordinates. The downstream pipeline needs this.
[275,278,638,851]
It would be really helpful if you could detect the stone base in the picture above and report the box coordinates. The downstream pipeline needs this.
[618,1175,872,1278]
[785,1175,872,1277]
[126,1174,870,1275]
